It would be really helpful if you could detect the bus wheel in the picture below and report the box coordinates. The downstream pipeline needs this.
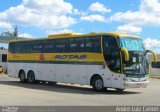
[27,71,35,83]
[92,76,105,91]
[19,71,26,83]
[48,81,57,85]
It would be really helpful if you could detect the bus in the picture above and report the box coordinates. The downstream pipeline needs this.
[8,32,157,91]
[0,48,7,73]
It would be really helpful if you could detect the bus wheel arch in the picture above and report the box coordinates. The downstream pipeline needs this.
[90,74,105,91]
[18,70,26,83]
[27,70,35,83]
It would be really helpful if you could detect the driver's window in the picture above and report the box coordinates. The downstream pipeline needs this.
[103,36,121,73]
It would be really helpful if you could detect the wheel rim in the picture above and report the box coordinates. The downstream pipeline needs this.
[28,74,33,82]
[30,75,33,80]
[95,79,103,90]
[28,75,31,82]
[20,73,25,81]
[28,72,35,83]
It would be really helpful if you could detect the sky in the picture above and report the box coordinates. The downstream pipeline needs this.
[0,0,160,53]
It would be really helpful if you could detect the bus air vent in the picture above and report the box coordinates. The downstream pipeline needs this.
[48,33,79,38]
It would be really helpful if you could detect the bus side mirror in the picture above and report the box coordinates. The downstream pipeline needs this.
[146,50,157,62]
[121,48,129,62]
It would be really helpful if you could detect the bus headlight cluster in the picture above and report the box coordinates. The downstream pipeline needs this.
[123,78,131,81]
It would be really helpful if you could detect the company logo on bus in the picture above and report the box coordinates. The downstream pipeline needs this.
[55,54,87,59]
[39,53,45,61]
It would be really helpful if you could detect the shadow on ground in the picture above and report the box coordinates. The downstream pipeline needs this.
[0,80,141,95]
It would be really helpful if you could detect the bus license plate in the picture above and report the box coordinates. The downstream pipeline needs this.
[137,83,143,88]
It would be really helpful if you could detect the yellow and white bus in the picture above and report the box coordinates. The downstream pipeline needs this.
[8,32,157,91]
[0,48,8,73]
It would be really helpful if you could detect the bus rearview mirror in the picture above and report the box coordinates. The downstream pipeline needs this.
[121,48,129,62]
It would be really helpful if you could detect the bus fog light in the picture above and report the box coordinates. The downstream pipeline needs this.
[123,78,130,81]
[123,83,128,86]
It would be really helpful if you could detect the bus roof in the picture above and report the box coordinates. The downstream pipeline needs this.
[9,32,140,43]
[48,32,139,38]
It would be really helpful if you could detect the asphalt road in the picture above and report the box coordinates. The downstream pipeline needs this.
[0,75,160,106]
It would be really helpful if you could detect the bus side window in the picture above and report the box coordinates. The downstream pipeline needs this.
[85,37,94,52]
[85,36,101,53]
[9,43,15,53]
[69,38,77,52]
[103,38,111,58]
[19,42,31,53]
[31,41,43,53]
[93,36,101,53]
[9,42,21,53]
[103,36,121,73]
[55,39,69,53]
[43,39,54,53]
[75,38,85,52]
[14,42,21,53]
[2,54,7,62]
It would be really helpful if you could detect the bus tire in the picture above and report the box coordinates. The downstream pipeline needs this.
[116,88,125,92]
[19,70,27,83]
[92,76,105,92]
[27,71,35,83]
[48,81,57,85]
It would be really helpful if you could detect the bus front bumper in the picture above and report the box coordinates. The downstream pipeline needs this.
[123,80,149,88]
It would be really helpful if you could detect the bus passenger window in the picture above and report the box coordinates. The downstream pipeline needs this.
[43,40,54,53]
[14,42,21,53]
[85,36,101,53]
[93,37,101,53]
[103,36,121,73]
[55,39,69,52]
[9,43,15,53]
[75,38,84,52]
[31,41,43,53]
[85,37,93,52]
[2,54,7,62]
[69,38,77,52]
[20,42,31,53]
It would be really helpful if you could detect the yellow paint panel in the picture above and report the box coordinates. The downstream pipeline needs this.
[8,52,104,62]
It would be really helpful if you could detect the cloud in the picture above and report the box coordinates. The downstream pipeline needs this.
[73,9,81,15]
[80,14,106,22]
[19,33,32,37]
[23,0,73,15]
[140,0,160,14]
[0,21,12,29]
[73,9,87,16]
[143,38,160,54]
[110,0,160,27]
[117,24,142,33]
[47,29,73,34]
[89,2,111,13]
[0,0,76,32]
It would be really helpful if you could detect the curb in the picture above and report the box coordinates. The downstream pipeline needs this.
[149,77,160,79]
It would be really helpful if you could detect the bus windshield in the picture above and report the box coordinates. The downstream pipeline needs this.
[120,37,145,51]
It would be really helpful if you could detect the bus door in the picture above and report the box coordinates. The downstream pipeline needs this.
[1,54,7,73]
[103,36,122,88]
